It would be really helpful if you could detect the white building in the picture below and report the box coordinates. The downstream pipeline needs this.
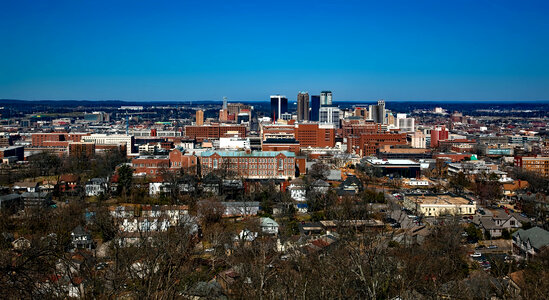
[82,134,134,154]
[403,194,476,217]
[396,114,415,132]
[319,106,341,128]
[219,136,250,150]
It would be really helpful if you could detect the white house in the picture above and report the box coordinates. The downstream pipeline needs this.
[288,178,307,202]
[260,217,279,235]
[85,178,108,197]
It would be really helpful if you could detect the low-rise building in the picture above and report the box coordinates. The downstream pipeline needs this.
[200,150,296,180]
[403,194,476,217]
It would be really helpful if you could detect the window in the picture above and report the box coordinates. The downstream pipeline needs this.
[213,159,218,169]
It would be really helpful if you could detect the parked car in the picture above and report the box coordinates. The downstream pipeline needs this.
[470,252,482,258]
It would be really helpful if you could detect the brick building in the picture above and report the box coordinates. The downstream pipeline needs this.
[185,124,246,142]
[68,142,96,158]
[514,156,549,177]
[262,138,301,154]
[347,133,407,157]
[132,149,198,176]
[32,133,89,147]
[200,150,296,180]
[261,123,335,148]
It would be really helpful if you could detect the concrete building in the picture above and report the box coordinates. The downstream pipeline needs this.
[403,194,476,217]
[82,134,134,155]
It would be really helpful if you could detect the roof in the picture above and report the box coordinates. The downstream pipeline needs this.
[260,217,279,227]
[513,227,549,250]
[13,181,39,188]
[311,179,330,187]
[0,194,21,202]
[200,150,295,158]
[365,158,419,166]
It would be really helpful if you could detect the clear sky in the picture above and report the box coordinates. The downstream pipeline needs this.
[1,0,548,101]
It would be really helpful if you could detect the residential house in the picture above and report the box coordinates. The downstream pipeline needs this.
[311,179,330,194]
[13,181,40,193]
[260,217,279,235]
[512,226,549,259]
[222,201,260,217]
[478,210,529,238]
[70,226,94,251]
[337,176,363,196]
[202,173,222,195]
[58,174,80,193]
[288,178,307,202]
[298,222,324,235]
[85,178,108,197]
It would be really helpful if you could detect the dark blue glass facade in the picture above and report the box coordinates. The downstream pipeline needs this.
[310,95,320,121]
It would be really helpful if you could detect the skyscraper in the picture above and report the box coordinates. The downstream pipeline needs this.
[368,100,386,124]
[310,95,320,121]
[196,109,204,126]
[297,92,309,121]
[320,91,332,106]
[270,95,288,121]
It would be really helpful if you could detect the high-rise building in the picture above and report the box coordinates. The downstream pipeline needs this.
[310,95,320,121]
[270,95,288,121]
[319,106,341,128]
[196,110,204,126]
[320,91,332,106]
[297,92,310,121]
[430,125,449,148]
[396,113,415,132]
[368,100,386,124]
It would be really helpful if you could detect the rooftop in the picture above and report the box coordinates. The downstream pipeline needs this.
[201,150,295,158]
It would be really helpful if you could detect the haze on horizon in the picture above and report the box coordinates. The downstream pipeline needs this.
[1,0,548,102]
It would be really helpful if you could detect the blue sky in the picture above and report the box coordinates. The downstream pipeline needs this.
[1,0,548,101]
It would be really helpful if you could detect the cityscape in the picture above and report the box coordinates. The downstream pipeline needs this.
[1,0,549,299]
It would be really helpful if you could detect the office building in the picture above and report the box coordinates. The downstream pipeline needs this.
[310,95,320,121]
[297,92,309,121]
[514,156,549,177]
[319,106,341,128]
[185,124,247,142]
[320,91,332,106]
[196,110,204,126]
[368,100,386,124]
[270,95,288,121]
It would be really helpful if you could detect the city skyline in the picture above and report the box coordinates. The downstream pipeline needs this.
[1,0,549,101]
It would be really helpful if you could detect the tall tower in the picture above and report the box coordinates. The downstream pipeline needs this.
[320,91,332,106]
[196,109,204,126]
[219,97,229,122]
[270,95,288,121]
[310,95,320,121]
[297,92,310,122]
